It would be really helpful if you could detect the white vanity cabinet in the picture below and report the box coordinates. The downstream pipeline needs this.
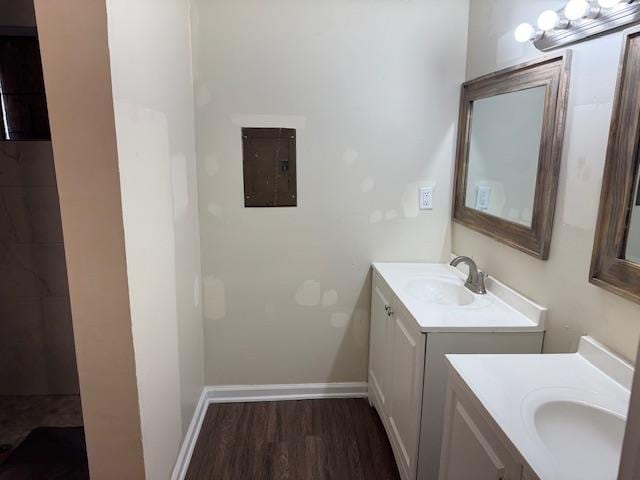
[439,371,524,480]
[368,264,546,480]
[370,282,425,480]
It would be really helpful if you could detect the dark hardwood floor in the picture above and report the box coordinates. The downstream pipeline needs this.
[185,399,400,480]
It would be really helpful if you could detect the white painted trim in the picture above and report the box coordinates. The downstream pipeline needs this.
[171,388,209,480]
[171,382,368,479]
[208,381,368,403]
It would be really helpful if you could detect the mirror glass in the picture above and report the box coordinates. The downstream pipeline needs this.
[464,86,546,227]
[625,165,640,263]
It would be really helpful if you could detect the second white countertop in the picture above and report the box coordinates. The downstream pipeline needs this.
[446,337,633,480]
[372,262,545,333]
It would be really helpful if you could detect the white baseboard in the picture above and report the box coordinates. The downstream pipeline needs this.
[171,388,209,480]
[208,381,368,403]
[171,382,368,480]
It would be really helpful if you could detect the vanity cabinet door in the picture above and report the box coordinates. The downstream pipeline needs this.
[387,311,426,480]
[369,281,392,410]
[440,386,522,480]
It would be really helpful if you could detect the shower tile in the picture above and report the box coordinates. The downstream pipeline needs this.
[31,244,69,296]
[25,187,63,243]
[44,346,80,394]
[0,395,83,450]
[0,188,31,242]
[0,244,69,297]
[0,244,42,297]
[0,346,48,395]
[0,142,56,187]
[0,297,44,347]
[42,296,74,349]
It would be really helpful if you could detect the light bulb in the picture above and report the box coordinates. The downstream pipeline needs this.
[598,0,622,8]
[565,0,591,20]
[514,22,535,42]
[538,10,561,31]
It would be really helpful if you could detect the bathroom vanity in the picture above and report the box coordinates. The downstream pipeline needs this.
[368,263,546,480]
[440,337,632,480]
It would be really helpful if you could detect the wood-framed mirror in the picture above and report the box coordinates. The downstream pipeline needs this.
[590,27,640,305]
[452,52,571,260]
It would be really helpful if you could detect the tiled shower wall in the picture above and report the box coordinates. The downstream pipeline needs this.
[0,141,79,394]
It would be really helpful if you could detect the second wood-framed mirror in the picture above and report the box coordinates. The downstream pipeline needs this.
[452,52,571,260]
[590,26,640,305]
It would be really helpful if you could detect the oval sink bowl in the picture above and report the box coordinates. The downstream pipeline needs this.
[404,277,475,306]
[533,400,626,479]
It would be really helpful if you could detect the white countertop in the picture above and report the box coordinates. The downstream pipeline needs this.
[372,262,545,333]
[447,337,633,480]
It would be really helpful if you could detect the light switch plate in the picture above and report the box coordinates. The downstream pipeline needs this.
[475,185,491,211]
[419,187,433,210]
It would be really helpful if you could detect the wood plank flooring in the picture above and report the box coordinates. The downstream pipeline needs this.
[185,399,400,480]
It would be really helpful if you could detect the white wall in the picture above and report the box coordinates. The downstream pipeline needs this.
[191,0,469,385]
[454,0,640,361]
[105,0,204,478]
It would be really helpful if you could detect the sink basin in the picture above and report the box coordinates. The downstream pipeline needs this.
[405,277,475,306]
[373,263,544,331]
[522,387,628,480]
[533,400,625,479]
[448,337,631,480]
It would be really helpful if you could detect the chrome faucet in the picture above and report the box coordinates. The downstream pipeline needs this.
[450,256,488,295]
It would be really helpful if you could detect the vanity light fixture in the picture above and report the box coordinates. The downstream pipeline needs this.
[564,0,600,20]
[516,0,640,51]
[514,23,541,43]
[598,0,623,8]
[538,10,568,31]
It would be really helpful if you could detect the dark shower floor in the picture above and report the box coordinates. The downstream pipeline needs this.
[0,426,89,480]
[0,395,83,462]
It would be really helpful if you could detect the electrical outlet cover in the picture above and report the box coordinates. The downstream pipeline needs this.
[419,187,433,210]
